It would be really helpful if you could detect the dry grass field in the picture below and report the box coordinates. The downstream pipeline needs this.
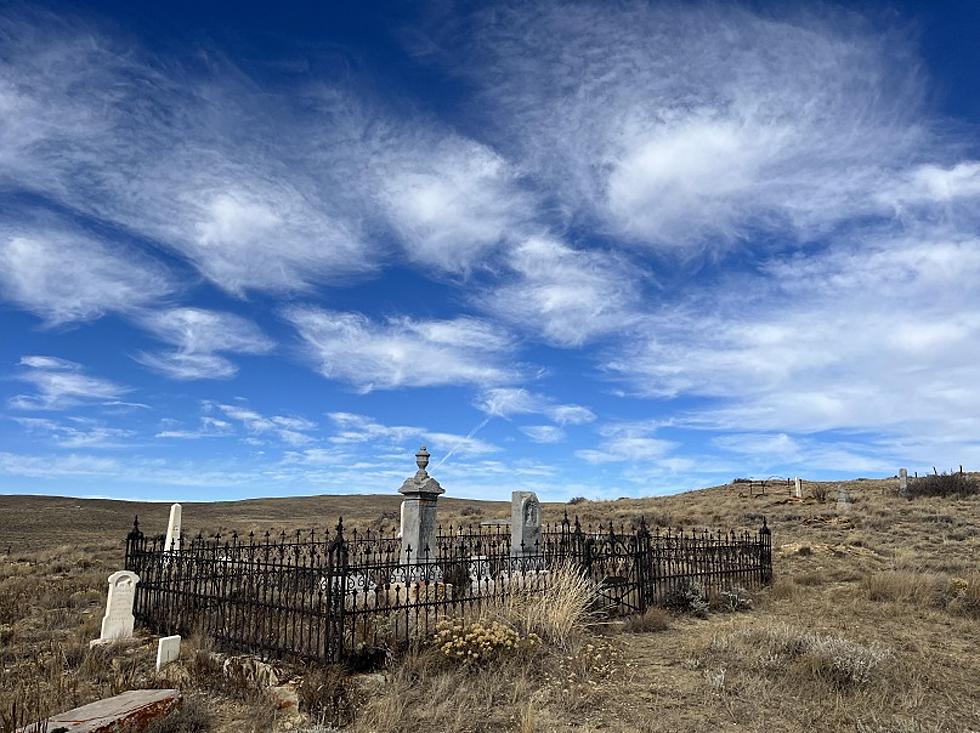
[2,475,978,732]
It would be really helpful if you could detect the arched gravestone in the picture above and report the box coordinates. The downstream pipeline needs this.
[511,491,542,555]
[94,570,140,645]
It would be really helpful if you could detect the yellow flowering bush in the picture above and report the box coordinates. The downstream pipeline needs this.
[434,619,540,664]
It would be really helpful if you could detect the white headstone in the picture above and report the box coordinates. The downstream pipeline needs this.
[156,635,181,672]
[793,477,803,499]
[836,485,851,510]
[164,503,182,553]
[899,468,909,496]
[95,570,139,644]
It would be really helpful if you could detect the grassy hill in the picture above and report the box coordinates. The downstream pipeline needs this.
[2,475,978,732]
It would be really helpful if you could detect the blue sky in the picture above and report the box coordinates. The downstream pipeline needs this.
[1,1,979,502]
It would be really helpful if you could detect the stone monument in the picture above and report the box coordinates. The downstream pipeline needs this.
[793,477,803,499]
[164,503,182,553]
[836,485,851,510]
[511,491,542,555]
[398,446,444,564]
[899,468,909,497]
[92,570,139,646]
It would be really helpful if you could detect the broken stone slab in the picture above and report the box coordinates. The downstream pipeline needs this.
[17,689,180,733]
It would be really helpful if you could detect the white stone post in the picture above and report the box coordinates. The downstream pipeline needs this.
[92,570,139,646]
[793,477,803,499]
[511,491,542,555]
[399,446,444,565]
[164,503,182,553]
[899,468,909,497]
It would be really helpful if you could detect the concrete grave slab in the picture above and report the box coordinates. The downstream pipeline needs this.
[17,689,180,733]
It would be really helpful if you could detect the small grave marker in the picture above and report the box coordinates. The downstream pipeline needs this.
[156,635,181,672]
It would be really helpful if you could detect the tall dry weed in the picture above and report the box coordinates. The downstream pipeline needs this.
[480,561,598,649]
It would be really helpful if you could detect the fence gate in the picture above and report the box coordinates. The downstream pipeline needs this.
[581,525,648,614]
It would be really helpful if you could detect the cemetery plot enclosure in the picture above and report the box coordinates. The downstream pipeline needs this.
[123,516,772,663]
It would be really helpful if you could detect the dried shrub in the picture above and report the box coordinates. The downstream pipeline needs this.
[433,619,538,665]
[143,697,213,733]
[622,607,671,633]
[947,574,980,618]
[713,623,893,689]
[662,580,709,618]
[568,496,588,505]
[907,471,979,498]
[299,664,360,727]
[714,585,753,613]
[811,484,830,502]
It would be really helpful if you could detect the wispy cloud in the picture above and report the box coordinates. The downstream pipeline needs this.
[477,237,643,346]
[379,136,533,272]
[214,403,317,446]
[476,387,595,425]
[520,425,565,444]
[326,412,498,457]
[420,3,935,251]
[575,421,676,465]
[0,218,174,325]
[285,307,517,391]
[10,355,130,410]
[606,228,980,444]
[12,416,135,448]
[135,308,274,380]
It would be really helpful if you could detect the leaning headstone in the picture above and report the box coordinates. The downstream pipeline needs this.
[836,485,851,510]
[16,689,180,733]
[511,491,542,555]
[898,468,909,497]
[164,503,182,553]
[399,446,444,564]
[793,477,803,499]
[156,635,181,672]
[92,570,139,646]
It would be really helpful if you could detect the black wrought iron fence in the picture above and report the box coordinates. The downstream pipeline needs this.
[123,515,771,663]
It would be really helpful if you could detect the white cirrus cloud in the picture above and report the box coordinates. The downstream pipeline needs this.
[378,136,533,273]
[475,387,595,425]
[605,227,980,448]
[478,236,643,346]
[12,416,135,448]
[0,451,120,478]
[10,355,130,410]
[0,10,545,293]
[325,412,498,458]
[520,425,566,444]
[213,403,317,446]
[0,220,174,325]
[135,308,274,380]
[421,3,941,252]
[285,307,517,391]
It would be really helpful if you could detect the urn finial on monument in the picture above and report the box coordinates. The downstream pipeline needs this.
[400,445,444,497]
[399,446,444,563]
